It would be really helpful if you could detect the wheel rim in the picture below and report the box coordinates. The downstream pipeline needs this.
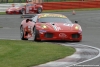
[22,10,25,15]
[33,29,36,41]
[38,8,41,13]
[20,27,23,39]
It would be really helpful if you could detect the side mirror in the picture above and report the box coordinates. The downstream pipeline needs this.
[26,19,32,23]
[75,21,78,23]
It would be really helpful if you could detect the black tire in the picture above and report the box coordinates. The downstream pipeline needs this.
[19,10,22,14]
[21,8,26,14]
[20,26,28,40]
[37,7,42,14]
[33,27,41,41]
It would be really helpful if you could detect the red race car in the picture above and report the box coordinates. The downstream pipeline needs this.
[20,13,82,41]
[6,3,43,14]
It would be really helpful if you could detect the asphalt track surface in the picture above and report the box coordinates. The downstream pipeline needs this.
[0,10,100,67]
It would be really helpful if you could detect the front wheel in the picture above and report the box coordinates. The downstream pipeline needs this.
[37,8,42,14]
[20,26,28,40]
[21,9,26,14]
[33,27,41,41]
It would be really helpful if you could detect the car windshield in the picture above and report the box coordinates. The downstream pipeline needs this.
[38,17,72,23]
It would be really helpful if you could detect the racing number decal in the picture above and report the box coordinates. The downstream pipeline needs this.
[63,23,73,27]
[29,7,32,10]
[31,4,36,10]
[56,27,61,31]
[52,25,61,31]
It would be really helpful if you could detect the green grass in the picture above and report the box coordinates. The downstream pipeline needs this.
[0,26,3,28]
[0,12,6,15]
[0,40,75,67]
[0,8,100,15]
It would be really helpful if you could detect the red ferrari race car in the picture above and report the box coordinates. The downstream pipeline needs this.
[6,3,43,14]
[20,13,82,41]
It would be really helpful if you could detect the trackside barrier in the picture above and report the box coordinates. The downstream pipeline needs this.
[42,1,100,10]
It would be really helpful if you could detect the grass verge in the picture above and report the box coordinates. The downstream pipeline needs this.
[0,40,75,67]
[0,26,3,28]
[0,8,100,15]
[0,12,6,15]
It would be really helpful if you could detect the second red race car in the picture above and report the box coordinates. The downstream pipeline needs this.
[6,3,43,14]
[20,13,82,41]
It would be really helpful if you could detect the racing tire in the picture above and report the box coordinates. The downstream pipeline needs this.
[20,26,28,40]
[21,8,26,15]
[37,7,42,14]
[33,27,41,41]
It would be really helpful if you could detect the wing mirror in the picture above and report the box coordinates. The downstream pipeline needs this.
[26,19,32,23]
[75,21,78,23]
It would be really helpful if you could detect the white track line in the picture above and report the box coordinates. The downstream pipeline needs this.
[65,43,100,67]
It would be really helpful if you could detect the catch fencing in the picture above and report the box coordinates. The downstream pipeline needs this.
[0,0,99,3]
[0,0,100,10]
[42,1,100,10]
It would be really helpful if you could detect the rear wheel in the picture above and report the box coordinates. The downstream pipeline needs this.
[37,8,42,14]
[20,26,28,40]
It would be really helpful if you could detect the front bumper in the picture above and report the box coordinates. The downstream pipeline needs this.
[37,30,82,41]
[6,10,20,14]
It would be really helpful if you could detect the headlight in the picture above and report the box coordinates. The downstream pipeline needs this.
[16,8,20,10]
[8,9,13,11]
[42,25,47,29]
[75,26,82,31]
[75,26,79,30]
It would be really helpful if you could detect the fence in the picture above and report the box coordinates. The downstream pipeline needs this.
[44,0,80,2]
[42,1,100,10]
[44,0,99,2]
[0,0,98,3]
[0,0,100,10]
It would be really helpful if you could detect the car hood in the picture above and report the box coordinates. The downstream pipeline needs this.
[36,22,76,32]
[7,7,20,11]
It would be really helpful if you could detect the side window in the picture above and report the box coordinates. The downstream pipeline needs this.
[26,4,31,7]
[31,4,35,6]
[32,16,38,22]
[30,4,33,6]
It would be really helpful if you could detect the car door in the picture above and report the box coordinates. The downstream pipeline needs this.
[31,4,37,11]
[27,16,38,35]
[29,4,34,12]
[26,3,33,13]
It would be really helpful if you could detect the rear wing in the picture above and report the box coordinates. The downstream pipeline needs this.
[21,14,36,18]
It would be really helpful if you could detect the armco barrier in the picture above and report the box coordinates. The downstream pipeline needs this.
[42,1,100,10]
